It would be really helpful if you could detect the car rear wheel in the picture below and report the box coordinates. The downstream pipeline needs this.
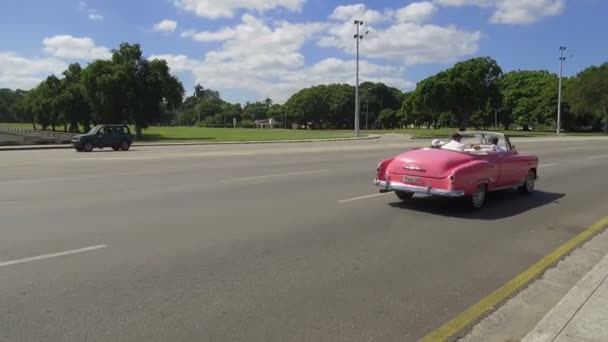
[520,170,536,194]
[471,184,486,209]
[395,191,414,201]
[120,141,130,151]
[83,142,93,152]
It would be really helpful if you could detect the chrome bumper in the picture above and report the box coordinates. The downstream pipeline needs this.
[372,178,465,197]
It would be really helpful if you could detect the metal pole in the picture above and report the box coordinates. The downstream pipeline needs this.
[354,21,360,137]
[495,109,498,129]
[366,100,369,130]
[557,46,565,135]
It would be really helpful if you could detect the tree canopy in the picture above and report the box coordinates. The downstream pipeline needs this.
[2,41,606,135]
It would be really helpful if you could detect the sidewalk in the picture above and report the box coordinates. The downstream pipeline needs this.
[523,253,608,342]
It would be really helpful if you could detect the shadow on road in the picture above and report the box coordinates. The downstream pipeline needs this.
[388,189,566,220]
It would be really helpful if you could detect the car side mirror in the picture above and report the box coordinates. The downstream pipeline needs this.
[511,144,516,150]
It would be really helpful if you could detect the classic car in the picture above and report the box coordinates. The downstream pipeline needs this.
[372,131,539,209]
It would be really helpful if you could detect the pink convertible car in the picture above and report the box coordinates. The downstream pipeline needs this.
[373,131,539,209]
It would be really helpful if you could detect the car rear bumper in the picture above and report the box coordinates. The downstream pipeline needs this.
[372,178,465,197]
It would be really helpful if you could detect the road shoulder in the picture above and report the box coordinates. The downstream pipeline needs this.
[458,223,608,342]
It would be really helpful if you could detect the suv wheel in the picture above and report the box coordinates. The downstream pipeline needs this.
[84,142,94,152]
[120,140,130,151]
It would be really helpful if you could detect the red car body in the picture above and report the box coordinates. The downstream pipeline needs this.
[373,131,539,208]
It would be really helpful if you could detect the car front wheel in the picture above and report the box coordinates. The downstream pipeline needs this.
[83,142,93,152]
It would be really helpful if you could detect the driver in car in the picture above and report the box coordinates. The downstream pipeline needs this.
[485,137,505,152]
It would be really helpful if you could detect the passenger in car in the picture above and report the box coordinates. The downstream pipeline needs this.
[441,132,466,151]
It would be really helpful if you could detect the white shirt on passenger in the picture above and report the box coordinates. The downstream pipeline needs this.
[441,139,466,151]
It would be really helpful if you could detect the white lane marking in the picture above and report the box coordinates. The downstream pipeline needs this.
[78,157,147,161]
[0,162,251,185]
[0,245,107,268]
[338,192,391,203]
[539,163,560,168]
[588,155,608,160]
[222,170,329,182]
[0,201,18,206]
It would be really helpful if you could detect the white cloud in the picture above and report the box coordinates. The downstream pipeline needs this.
[183,14,324,67]
[43,35,111,60]
[173,0,305,19]
[153,19,178,33]
[79,1,104,22]
[0,52,67,89]
[181,27,236,42]
[148,54,198,73]
[155,53,412,103]
[320,4,481,65]
[158,13,415,102]
[88,13,104,22]
[433,0,567,24]
[329,4,391,24]
[161,2,486,102]
[396,1,438,23]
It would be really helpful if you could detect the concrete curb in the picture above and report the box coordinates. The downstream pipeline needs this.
[0,134,381,151]
[522,253,608,342]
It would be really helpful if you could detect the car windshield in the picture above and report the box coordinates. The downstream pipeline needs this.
[87,125,103,134]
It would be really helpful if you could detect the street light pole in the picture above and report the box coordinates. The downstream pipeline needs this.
[353,20,368,137]
[557,46,566,135]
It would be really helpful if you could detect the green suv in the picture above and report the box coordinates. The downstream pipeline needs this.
[72,124,134,152]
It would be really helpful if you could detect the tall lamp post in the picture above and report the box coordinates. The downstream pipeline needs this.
[353,20,368,137]
[556,46,573,135]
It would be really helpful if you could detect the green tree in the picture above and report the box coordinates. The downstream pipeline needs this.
[82,43,185,137]
[565,63,608,133]
[498,70,558,130]
[57,63,92,132]
[445,57,503,130]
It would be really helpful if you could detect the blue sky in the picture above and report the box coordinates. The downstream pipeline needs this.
[0,0,606,104]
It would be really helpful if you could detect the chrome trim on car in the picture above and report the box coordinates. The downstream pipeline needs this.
[403,165,425,171]
[372,178,465,197]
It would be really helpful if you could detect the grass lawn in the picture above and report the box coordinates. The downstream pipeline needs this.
[0,123,37,130]
[2,122,605,142]
[136,127,355,142]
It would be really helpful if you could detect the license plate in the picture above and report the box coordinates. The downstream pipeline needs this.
[404,176,422,183]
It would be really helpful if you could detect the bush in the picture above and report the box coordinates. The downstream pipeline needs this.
[239,119,255,128]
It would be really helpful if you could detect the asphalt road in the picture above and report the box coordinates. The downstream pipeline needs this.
[1,136,608,342]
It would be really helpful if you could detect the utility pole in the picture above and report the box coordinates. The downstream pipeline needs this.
[365,100,369,130]
[353,20,368,137]
[557,46,566,135]
[495,108,498,129]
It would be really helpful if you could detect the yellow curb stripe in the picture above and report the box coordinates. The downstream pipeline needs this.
[420,215,608,342]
